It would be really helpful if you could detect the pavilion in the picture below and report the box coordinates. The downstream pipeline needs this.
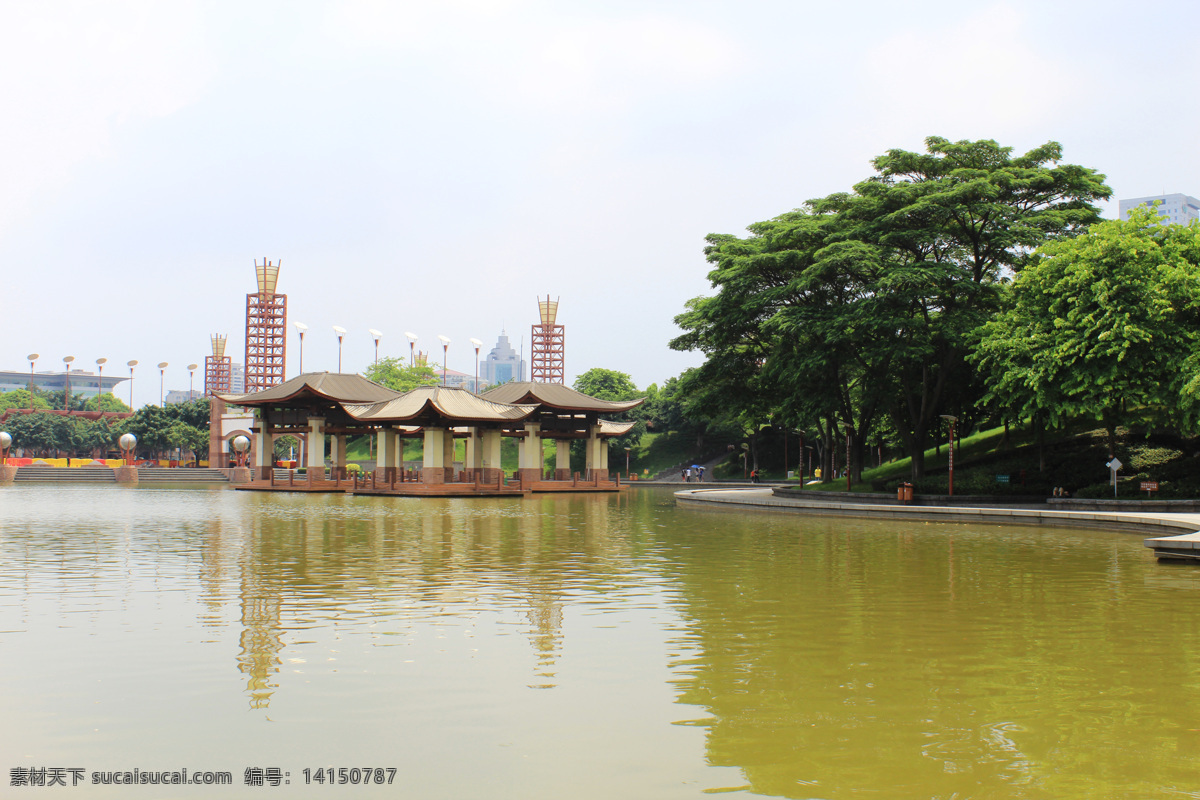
[216,373,642,495]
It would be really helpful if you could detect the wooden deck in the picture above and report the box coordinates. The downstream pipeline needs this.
[233,473,625,497]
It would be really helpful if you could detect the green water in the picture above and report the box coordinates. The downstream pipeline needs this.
[1,484,1198,798]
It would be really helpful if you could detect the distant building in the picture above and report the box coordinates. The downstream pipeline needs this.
[0,369,124,399]
[435,368,483,393]
[482,332,524,387]
[164,389,201,405]
[230,363,245,394]
[1119,193,1200,225]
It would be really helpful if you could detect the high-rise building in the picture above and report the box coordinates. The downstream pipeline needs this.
[482,331,524,386]
[1118,193,1200,225]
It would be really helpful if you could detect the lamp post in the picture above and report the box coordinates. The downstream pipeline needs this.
[437,335,451,386]
[625,446,631,481]
[62,356,75,411]
[294,322,308,375]
[127,360,138,408]
[95,358,107,410]
[369,329,383,366]
[405,332,418,366]
[187,364,198,402]
[26,354,38,410]
[940,414,958,496]
[469,337,482,392]
[333,326,346,372]
[157,362,168,406]
[0,431,11,466]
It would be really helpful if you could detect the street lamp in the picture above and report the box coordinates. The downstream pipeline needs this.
[333,326,346,372]
[940,414,958,497]
[405,332,418,366]
[294,322,308,375]
[127,360,138,408]
[62,356,75,411]
[187,364,198,402]
[26,354,38,410]
[369,329,383,366]
[158,362,169,406]
[0,431,11,466]
[437,335,451,386]
[469,337,482,392]
[95,358,107,411]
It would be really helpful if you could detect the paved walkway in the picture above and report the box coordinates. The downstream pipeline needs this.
[673,487,1200,540]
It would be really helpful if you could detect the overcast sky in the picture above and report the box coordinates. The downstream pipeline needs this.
[2,0,1197,407]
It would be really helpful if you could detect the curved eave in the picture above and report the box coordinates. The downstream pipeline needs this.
[481,381,645,413]
[342,389,539,424]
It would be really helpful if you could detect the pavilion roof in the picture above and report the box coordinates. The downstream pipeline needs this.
[343,385,539,424]
[480,381,644,412]
[216,372,401,406]
[598,419,636,437]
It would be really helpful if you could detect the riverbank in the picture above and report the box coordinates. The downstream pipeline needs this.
[672,486,1200,538]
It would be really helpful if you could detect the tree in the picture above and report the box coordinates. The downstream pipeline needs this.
[0,390,51,412]
[672,136,1111,479]
[973,208,1200,453]
[363,357,439,393]
[573,368,645,455]
[83,393,131,413]
[572,368,639,401]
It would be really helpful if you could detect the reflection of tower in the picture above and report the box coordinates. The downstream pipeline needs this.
[530,296,564,384]
[245,259,287,393]
[237,583,284,710]
[205,334,232,395]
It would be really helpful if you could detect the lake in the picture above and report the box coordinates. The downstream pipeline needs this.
[1,484,1198,798]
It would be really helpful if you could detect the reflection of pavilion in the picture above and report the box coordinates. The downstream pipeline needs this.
[219,374,640,496]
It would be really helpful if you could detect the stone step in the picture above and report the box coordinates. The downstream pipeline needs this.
[11,467,229,483]
[14,467,116,482]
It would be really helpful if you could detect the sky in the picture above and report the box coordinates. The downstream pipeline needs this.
[1,0,1197,408]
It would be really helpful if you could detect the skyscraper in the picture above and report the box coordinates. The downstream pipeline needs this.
[482,331,524,386]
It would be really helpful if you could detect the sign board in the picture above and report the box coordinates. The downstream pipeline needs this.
[1141,481,1159,492]
[1106,457,1123,471]
[995,474,1010,484]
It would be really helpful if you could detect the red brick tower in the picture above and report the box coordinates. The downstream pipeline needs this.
[530,296,564,384]
[204,334,232,395]
[245,259,287,392]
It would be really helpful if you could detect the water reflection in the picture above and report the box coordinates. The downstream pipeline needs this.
[2,485,1200,798]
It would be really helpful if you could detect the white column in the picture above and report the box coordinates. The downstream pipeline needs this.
[443,430,455,479]
[585,425,601,475]
[254,409,272,477]
[306,417,325,479]
[333,435,347,477]
[481,430,502,472]
[520,423,542,469]
[376,428,396,473]
[423,429,444,469]
[556,439,571,476]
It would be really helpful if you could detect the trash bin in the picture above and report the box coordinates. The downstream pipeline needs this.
[898,483,913,504]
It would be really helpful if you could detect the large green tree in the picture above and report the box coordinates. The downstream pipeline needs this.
[672,136,1110,479]
[573,368,639,401]
[973,208,1200,453]
[363,357,439,393]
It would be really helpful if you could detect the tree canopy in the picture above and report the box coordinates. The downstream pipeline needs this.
[363,357,440,393]
[672,136,1112,480]
[973,207,1200,452]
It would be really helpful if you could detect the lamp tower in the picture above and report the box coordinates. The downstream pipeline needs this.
[245,259,287,392]
[531,295,564,383]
